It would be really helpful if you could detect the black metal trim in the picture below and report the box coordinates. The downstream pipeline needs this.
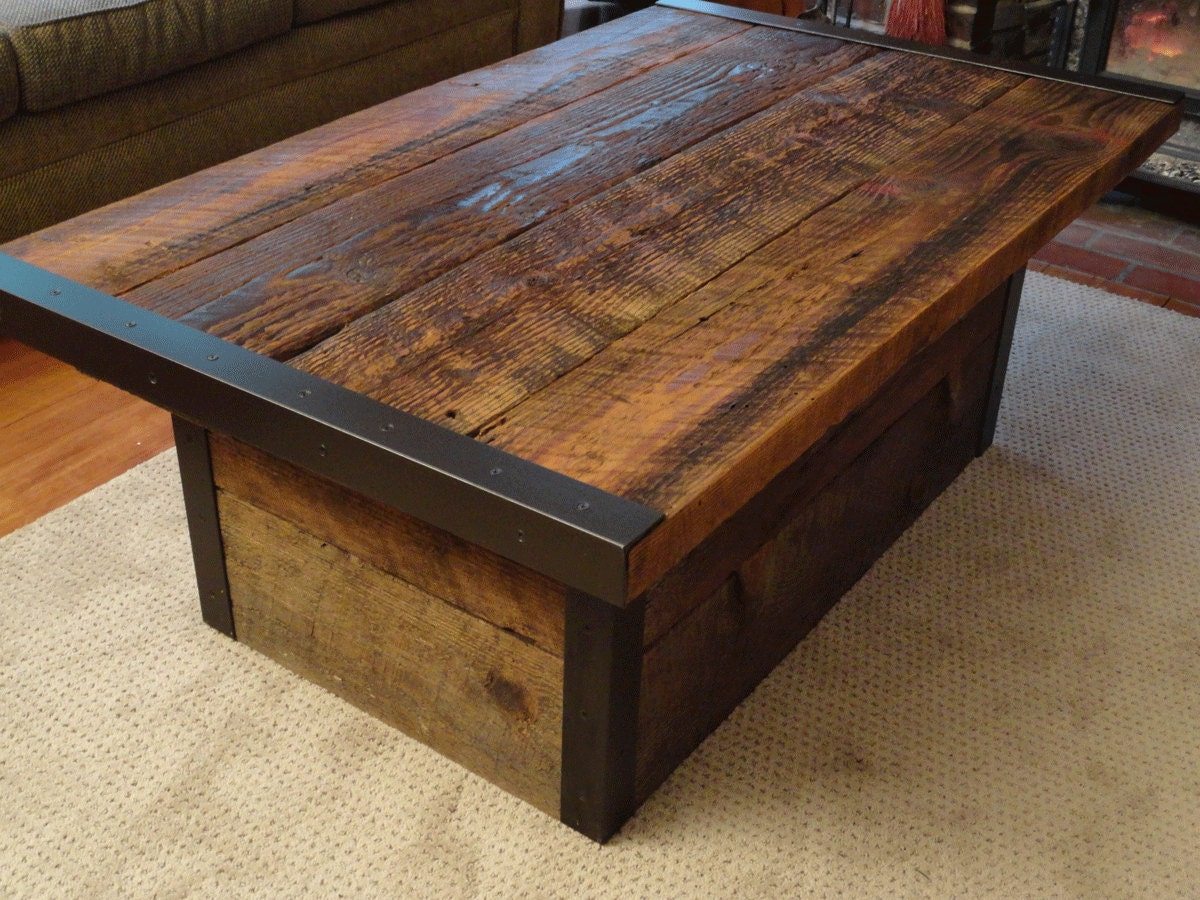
[172,416,235,637]
[979,267,1025,454]
[1077,0,1199,116]
[560,590,645,843]
[655,0,1184,106]
[0,253,663,606]
[967,0,1000,56]
[1078,0,1118,75]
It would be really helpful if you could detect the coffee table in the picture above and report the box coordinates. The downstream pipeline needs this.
[0,0,1182,842]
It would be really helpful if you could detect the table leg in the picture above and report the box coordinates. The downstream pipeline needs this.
[173,416,235,638]
[561,591,645,842]
[979,266,1026,455]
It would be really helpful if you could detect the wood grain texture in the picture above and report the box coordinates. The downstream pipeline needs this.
[221,492,564,815]
[0,338,88,429]
[476,73,1182,597]
[123,29,873,359]
[0,8,1183,839]
[209,434,567,655]
[293,50,1013,408]
[277,41,1178,600]
[639,277,1010,649]
[2,7,747,299]
[3,7,1180,601]
[636,300,998,800]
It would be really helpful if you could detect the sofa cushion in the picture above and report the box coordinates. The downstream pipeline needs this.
[293,0,389,26]
[0,0,293,112]
[0,32,17,122]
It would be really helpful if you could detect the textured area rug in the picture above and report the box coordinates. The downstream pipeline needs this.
[2,272,1199,897]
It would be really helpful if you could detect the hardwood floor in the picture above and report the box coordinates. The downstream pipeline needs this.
[0,337,174,537]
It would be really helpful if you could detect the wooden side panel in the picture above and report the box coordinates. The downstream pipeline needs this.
[220,492,564,815]
[635,290,1002,802]
[208,434,567,655]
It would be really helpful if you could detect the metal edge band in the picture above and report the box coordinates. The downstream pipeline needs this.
[172,416,235,637]
[978,268,1025,455]
[560,590,645,843]
[654,0,1186,107]
[0,253,664,606]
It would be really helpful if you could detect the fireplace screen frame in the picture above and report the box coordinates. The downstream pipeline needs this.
[1079,0,1200,115]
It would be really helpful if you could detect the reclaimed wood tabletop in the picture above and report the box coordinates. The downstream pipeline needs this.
[3,1,1182,600]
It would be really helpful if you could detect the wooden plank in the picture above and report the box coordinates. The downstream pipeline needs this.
[116,29,874,359]
[293,51,1017,408]
[478,73,1181,598]
[1,7,748,298]
[209,434,567,655]
[636,306,998,800]
[221,492,564,815]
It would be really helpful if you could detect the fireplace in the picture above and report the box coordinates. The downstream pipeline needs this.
[1106,2,1199,88]
[1081,0,1199,109]
[827,0,1078,64]
[1078,0,1199,212]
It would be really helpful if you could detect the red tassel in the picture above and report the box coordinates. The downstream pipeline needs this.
[884,0,947,45]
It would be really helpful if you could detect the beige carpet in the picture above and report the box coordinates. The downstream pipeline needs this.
[2,271,1199,897]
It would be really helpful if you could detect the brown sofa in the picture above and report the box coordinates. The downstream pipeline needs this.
[0,0,561,243]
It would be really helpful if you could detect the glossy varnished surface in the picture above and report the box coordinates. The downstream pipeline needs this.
[2,6,1182,595]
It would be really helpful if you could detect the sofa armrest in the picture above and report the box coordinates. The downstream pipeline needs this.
[516,0,563,50]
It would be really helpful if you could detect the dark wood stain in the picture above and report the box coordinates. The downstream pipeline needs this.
[293,51,1010,412]
[2,8,749,300]
[124,27,866,360]
[2,6,1180,841]
[486,671,535,722]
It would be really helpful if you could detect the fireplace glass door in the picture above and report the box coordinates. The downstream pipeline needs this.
[1101,0,1200,91]
[1080,0,1199,206]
